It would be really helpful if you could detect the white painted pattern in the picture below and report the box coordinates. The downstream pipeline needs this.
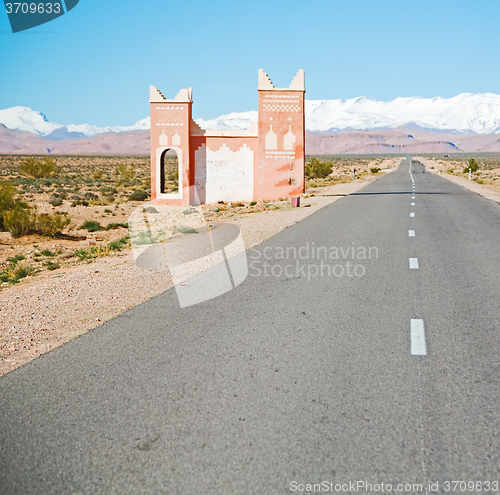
[409,258,419,269]
[283,125,296,150]
[410,212,415,217]
[265,125,277,150]
[409,230,415,237]
[263,104,301,112]
[158,108,183,123]
[171,129,181,146]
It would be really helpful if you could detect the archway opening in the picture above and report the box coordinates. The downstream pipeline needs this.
[160,149,179,194]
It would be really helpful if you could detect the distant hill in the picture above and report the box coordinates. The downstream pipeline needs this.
[3,92,500,155]
[305,128,500,155]
[0,124,150,155]
[2,124,500,155]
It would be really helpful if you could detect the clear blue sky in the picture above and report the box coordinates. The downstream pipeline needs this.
[1,0,499,126]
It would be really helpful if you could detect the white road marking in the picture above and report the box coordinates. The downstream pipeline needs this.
[410,212,415,217]
[411,202,415,205]
[409,258,419,269]
[409,160,415,183]
[411,319,427,356]
[412,196,415,199]
[409,230,415,237]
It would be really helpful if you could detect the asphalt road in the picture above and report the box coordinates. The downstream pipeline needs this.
[1,159,499,494]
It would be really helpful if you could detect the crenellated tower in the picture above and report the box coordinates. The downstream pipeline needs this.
[256,69,305,200]
[150,86,193,205]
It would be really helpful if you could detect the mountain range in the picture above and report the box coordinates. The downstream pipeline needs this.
[3,93,500,154]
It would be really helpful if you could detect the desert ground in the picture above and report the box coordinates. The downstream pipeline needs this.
[1,155,499,376]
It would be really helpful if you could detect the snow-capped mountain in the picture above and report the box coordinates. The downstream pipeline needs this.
[199,93,500,134]
[196,111,258,130]
[0,106,150,140]
[3,93,500,138]
[305,93,500,134]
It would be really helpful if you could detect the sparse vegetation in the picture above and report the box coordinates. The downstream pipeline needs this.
[305,157,333,178]
[463,158,479,174]
[128,189,148,201]
[7,254,25,263]
[75,236,129,261]
[0,261,35,283]
[20,156,59,178]
[3,209,71,237]
[43,260,60,271]
[80,220,102,232]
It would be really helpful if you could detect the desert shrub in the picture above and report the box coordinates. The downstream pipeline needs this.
[41,249,55,257]
[2,208,32,236]
[100,186,116,194]
[92,170,104,180]
[305,157,333,178]
[250,201,257,206]
[19,156,59,178]
[0,262,34,283]
[7,254,25,263]
[2,209,70,237]
[71,199,89,207]
[75,244,113,261]
[117,164,137,182]
[370,167,381,174]
[105,222,128,230]
[463,158,479,174]
[109,237,128,251]
[0,182,28,231]
[91,245,112,257]
[83,192,98,200]
[43,261,60,271]
[80,220,102,232]
[75,249,92,260]
[104,209,112,213]
[128,190,148,201]
[49,197,63,207]
[35,213,71,236]
[89,195,112,206]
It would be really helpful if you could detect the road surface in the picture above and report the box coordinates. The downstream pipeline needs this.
[1,159,499,494]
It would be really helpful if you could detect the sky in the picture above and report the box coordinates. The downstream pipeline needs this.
[1,0,500,127]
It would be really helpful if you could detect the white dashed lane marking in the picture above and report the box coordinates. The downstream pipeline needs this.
[410,213,415,217]
[409,230,415,237]
[411,202,415,205]
[409,258,419,269]
[411,319,427,356]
